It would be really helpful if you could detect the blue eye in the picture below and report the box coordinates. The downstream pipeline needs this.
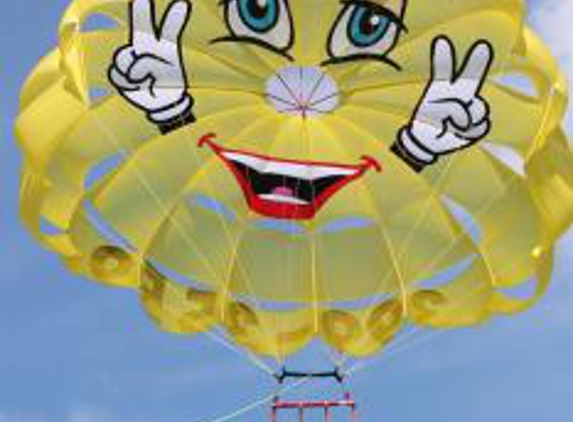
[326,1,402,68]
[237,0,279,33]
[221,0,294,54]
[348,5,390,48]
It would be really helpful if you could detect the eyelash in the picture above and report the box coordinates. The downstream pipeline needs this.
[322,53,402,70]
[340,0,408,33]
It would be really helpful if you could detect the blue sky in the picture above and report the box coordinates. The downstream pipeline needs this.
[1,1,572,421]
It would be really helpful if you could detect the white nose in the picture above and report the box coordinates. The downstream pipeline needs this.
[266,66,340,117]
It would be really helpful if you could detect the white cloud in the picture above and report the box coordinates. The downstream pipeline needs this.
[530,0,573,131]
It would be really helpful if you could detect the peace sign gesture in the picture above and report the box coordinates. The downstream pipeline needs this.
[393,36,495,171]
[109,0,194,131]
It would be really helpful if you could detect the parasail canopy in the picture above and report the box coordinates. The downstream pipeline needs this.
[16,0,572,361]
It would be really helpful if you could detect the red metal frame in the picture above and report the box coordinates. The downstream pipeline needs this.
[271,392,357,422]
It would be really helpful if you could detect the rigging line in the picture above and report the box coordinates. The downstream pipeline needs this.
[336,145,461,339]
[346,293,481,375]
[190,110,312,361]
[300,118,338,366]
[90,116,275,375]
[279,103,333,115]
[311,117,413,359]
[345,286,474,374]
[290,115,482,372]
[345,242,535,376]
[209,328,270,373]
[308,91,341,109]
[112,107,270,314]
[341,177,517,375]
[276,71,305,110]
[87,110,272,282]
[271,116,306,365]
[267,93,300,108]
[91,116,222,285]
[255,114,334,363]
[302,118,342,368]
[72,32,240,318]
[306,71,329,106]
[80,36,332,374]
[181,111,288,356]
[389,150,458,273]
[192,376,312,422]
[315,116,515,369]
[232,119,310,364]
[346,329,431,375]
[390,172,521,299]
[183,115,286,363]
[232,110,359,363]
[207,326,276,375]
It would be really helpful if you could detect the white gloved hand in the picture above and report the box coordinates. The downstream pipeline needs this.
[394,36,494,171]
[109,0,194,129]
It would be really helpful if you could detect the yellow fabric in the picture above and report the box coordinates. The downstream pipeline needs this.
[16,0,572,360]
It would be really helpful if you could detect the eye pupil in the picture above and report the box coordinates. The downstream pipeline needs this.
[368,16,381,31]
[349,6,390,47]
[238,0,279,33]
[250,0,269,18]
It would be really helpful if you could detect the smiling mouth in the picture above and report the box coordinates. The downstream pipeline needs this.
[198,134,381,220]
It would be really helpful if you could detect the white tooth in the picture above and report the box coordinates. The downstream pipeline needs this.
[309,166,356,179]
[264,161,314,180]
[264,162,357,180]
[222,152,357,180]
[259,194,309,205]
[222,152,265,172]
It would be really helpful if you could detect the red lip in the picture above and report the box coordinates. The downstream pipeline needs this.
[198,133,381,220]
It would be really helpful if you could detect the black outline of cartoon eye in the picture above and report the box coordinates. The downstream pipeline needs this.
[211,0,295,61]
[323,0,408,70]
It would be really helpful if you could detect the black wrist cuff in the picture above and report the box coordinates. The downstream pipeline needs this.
[155,104,196,135]
[391,140,427,173]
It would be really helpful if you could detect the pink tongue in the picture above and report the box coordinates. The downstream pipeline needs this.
[272,186,295,197]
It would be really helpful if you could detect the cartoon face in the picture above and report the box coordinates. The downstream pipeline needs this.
[199,0,407,219]
[171,0,412,221]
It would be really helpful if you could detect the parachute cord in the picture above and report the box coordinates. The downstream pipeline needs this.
[344,326,422,376]
[345,261,501,375]
[90,114,276,377]
[302,104,346,370]
[340,154,526,376]
[339,151,521,373]
[184,120,287,358]
[191,376,312,422]
[345,237,533,376]
[207,327,276,375]
[318,343,345,369]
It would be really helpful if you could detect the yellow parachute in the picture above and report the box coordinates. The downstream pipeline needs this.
[16,0,572,363]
